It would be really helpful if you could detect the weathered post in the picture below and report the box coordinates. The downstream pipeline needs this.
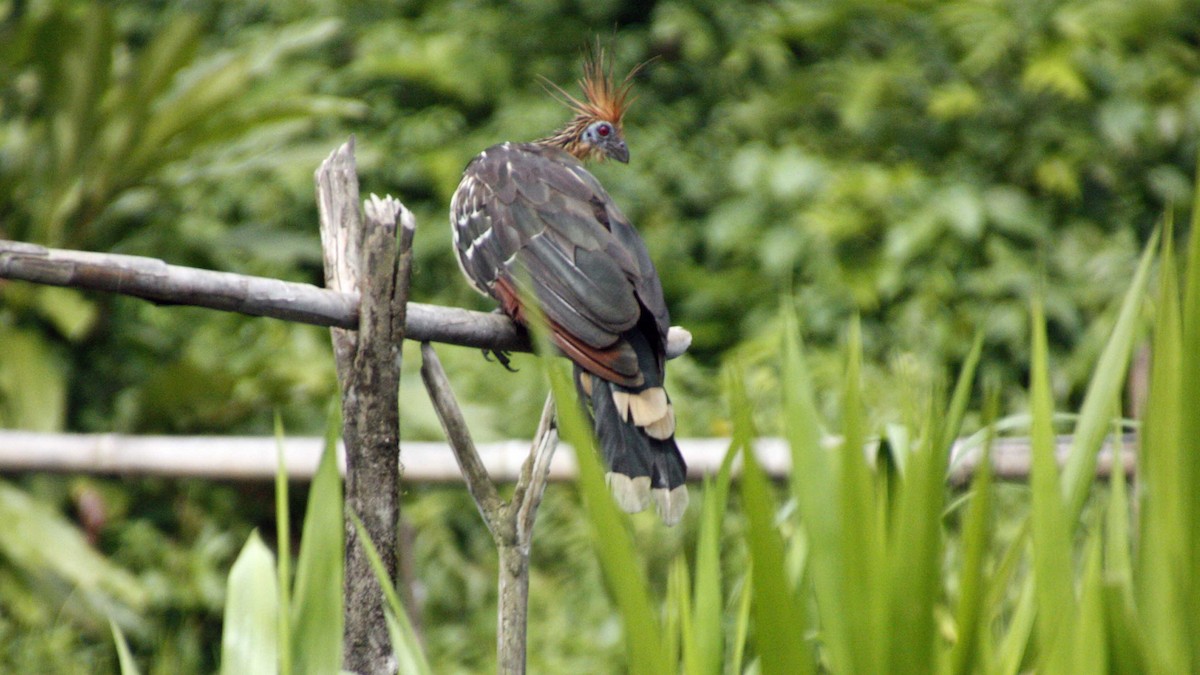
[316,137,413,674]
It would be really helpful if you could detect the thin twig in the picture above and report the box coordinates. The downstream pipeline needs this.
[513,394,558,544]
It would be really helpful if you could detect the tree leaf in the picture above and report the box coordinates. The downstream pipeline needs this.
[220,531,279,675]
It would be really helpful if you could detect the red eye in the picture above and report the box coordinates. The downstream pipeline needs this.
[597,123,611,137]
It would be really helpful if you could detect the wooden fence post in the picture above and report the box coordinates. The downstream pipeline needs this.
[316,137,414,674]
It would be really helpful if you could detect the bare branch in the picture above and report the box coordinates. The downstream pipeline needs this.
[419,342,506,537]
[0,239,692,358]
[0,238,360,328]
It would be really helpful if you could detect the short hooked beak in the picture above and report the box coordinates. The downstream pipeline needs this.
[608,139,629,163]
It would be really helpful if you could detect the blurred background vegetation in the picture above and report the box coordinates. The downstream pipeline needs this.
[0,0,1196,671]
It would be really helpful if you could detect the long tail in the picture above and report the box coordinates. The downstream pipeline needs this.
[575,365,688,525]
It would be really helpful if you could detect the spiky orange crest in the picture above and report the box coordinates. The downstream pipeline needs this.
[544,45,644,131]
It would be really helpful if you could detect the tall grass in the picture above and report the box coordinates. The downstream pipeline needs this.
[563,216,1190,672]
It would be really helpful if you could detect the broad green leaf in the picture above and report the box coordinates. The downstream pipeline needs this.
[1021,51,1088,100]
[0,480,145,607]
[34,286,98,341]
[221,531,279,675]
[58,4,112,178]
[290,421,344,674]
[0,325,67,431]
[99,14,203,182]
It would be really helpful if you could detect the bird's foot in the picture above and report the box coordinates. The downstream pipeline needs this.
[482,348,518,372]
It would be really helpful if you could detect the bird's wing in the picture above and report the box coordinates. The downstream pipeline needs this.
[451,142,669,384]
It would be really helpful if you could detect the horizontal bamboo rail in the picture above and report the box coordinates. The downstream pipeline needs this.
[0,430,1137,486]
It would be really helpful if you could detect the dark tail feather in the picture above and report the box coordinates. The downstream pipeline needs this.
[576,365,688,525]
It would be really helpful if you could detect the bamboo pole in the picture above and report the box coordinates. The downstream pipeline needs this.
[0,430,1138,485]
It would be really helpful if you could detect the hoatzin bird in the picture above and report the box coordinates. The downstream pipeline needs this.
[450,52,687,524]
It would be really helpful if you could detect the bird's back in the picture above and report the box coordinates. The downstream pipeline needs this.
[451,141,670,385]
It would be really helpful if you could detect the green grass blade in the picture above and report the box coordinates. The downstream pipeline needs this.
[547,358,669,675]
[1136,223,1187,671]
[948,388,998,675]
[731,571,753,674]
[383,613,423,675]
[779,304,849,672]
[1104,421,1133,592]
[1062,230,1158,523]
[350,512,433,675]
[835,317,886,673]
[939,332,986,454]
[109,618,141,675]
[994,580,1035,675]
[665,557,685,674]
[220,531,279,675]
[683,442,736,675]
[983,516,1030,618]
[888,331,983,672]
[289,419,344,674]
[741,420,813,675]
[1102,581,1155,674]
[1067,530,1107,674]
[1028,299,1076,663]
[1180,176,1200,671]
[515,270,670,674]
[274,413,292,675]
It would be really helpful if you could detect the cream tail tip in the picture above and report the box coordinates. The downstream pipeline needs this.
[653,485,689,526]
[605,472,651,513]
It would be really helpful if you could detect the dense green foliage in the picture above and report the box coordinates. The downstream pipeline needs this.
[1,0,1198,671]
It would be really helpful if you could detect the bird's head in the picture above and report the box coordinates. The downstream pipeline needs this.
[541,46,644,163]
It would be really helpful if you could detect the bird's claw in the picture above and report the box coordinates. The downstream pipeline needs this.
[482,348,518,372]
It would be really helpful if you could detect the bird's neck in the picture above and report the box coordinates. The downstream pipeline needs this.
[536,116,597,161]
